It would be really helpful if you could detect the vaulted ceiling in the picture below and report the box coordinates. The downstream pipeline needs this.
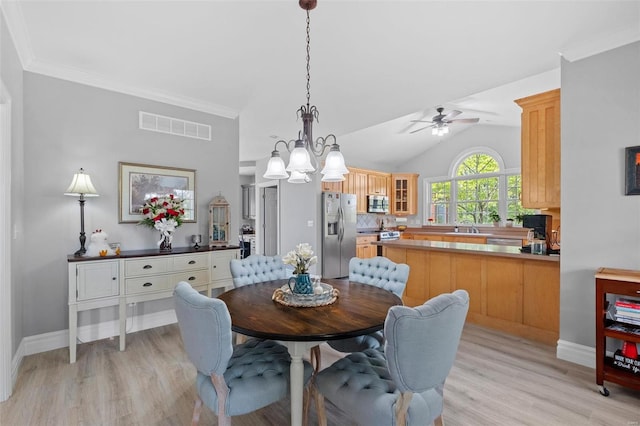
[2,1,639,169]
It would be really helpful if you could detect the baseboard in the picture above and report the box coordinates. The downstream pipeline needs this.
[11,338,24,392]
[556,339,595,369]
[22,309,178,356]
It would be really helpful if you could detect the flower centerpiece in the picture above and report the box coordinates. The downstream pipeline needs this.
[283,243,317,294]
[138,194,185,250]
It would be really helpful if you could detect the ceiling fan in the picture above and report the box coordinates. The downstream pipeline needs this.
[410,107,480,136]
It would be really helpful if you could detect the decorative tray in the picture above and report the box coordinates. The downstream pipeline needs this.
[272,282,339,308]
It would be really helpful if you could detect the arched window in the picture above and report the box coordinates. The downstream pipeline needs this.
[425,148,532,225]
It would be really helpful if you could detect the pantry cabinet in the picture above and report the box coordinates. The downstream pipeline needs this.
[514,88,561,209]
[343,168,369,213]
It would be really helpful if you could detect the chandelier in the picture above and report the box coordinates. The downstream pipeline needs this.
[263,0,348,184]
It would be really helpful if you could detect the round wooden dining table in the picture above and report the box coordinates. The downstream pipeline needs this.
[218,278,402,426]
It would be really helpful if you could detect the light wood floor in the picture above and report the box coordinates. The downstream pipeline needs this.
[1,324,639,425]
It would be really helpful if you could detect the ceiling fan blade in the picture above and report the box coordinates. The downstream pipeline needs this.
[410,120,434,124]
[409,125,435,134]
[443,110,462,120]
[449,117,480,124]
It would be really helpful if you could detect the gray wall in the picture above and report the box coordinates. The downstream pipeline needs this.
[1,10,25,358]
[560,41,640,347]
[402,125,521,225]
[22,72,239,336]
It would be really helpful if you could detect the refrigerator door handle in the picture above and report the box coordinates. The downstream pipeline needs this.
[337,206,344,242]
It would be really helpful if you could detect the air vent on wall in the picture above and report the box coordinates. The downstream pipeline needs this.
[139,111,211,141]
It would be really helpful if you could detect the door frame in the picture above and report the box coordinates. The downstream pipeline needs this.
[256,180,280,256]
[0,79,13,401]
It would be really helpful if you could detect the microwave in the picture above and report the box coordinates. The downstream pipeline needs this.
[367,195,389,213]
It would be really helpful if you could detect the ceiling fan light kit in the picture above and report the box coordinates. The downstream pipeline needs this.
[410,106,480,136]
[263,0,348,184]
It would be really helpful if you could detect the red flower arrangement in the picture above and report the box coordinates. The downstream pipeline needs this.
[138,194,186,230]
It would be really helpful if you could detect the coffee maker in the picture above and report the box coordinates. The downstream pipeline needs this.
[521,214,553,254]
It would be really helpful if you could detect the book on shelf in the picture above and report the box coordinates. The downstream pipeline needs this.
[615,316,640,326]
[616,307,640,318]
[615,298,640,309]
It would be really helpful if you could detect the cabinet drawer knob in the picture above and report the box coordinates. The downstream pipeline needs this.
[188,276,196,281]
[188,260,196,264]
[112,277,116,280]
[143,265,152,269]
[143,282,153,287]
[213,265,217,268]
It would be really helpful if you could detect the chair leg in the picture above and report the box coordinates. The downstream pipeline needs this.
[211,374,231,426]
[310,345,321,373]
[315,386,327,426]
[395,391,413,426]
[303,380,311,426]
[192,396,203,426]
[434,414,444,426]
[235,333,247,345]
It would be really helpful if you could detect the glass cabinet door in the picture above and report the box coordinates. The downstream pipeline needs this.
[209,195,230,246]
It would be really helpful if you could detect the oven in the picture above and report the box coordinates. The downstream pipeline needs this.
[377,231,400,256]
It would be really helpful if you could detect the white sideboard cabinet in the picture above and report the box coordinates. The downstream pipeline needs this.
[68,246,240,363]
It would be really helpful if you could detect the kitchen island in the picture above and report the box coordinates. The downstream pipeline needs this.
[375,239,559,345]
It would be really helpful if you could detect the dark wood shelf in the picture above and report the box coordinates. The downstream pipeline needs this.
[596,267,640,395]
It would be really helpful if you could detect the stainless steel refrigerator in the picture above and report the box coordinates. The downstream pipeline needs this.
[322,192,357,278]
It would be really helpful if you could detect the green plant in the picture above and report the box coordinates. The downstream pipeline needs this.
[514,214,524,224]
[489,210,501,222]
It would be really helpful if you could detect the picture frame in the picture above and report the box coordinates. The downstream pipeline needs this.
[625,146,640,195]
[118,162,196,223]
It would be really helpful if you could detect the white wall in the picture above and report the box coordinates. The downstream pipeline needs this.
[560,41,640,348]
[22,72,240,336]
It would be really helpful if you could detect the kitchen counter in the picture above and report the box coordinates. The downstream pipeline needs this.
[377,238,559,345]
[374,239,558,262]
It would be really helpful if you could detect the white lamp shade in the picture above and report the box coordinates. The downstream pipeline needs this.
[321,171,346,182]
[288,170,311,184]
[64,170,99,196]
[286,145,314,173]
[263,154,289,179]
[321,149,349,175]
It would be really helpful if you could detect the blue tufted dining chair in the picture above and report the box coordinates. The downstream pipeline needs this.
[229,254,291,288]
[315,290,470,426]
[327,256,410,353]
[173,282,313,426]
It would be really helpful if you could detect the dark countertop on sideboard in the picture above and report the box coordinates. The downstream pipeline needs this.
[67,245,241,262]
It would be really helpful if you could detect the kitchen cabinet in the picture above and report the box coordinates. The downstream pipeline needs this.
[595,267,640,396]
[403,232,487,244]
[391,173,419,216]
[343,167,369,214]
[241,184,256,219]
[368,171,390,196]
[515,88,561,209]
[356,235,378,259]
[321,181,342,193]
[383,245,559,345]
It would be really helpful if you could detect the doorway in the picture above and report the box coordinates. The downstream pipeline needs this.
[256,181,279,256]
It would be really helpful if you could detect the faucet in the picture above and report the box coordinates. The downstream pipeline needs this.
[471,224,479,234]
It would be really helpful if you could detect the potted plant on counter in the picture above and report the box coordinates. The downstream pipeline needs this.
[505,218,514,227]
[489,209,501,227]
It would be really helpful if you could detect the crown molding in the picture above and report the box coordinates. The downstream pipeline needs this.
[1,1,238,119]
[0,0,35,69]
[26,60,239,118]
[559,25,640,62]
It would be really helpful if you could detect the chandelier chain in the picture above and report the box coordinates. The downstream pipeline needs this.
[305,9,311,109]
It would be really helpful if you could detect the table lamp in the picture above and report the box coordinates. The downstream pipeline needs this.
[65,168,99,256]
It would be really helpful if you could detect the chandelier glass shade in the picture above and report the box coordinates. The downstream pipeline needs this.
[263,0,348,184]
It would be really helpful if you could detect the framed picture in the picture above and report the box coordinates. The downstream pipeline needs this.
[119,162,196,223]
[625,146,640,195]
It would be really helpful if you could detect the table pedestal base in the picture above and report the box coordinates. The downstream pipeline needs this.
[280,340,323,426]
